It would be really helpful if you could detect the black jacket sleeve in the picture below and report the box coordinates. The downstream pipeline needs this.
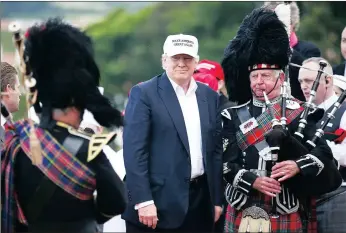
[285,113,342,196]
[91,151,128,223]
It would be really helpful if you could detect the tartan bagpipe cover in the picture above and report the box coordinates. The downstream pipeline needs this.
[235,101,304,151]
[1,120,96,232]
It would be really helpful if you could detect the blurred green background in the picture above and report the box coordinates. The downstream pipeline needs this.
[1,1,345,121]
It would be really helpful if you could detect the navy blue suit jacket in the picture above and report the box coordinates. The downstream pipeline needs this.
[121,73,223,229]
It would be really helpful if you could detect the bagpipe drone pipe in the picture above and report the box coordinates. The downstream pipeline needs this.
[264,60,343,197]
[8,22,43,165]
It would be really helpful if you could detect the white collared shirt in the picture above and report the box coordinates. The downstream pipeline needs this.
[168,77,205,179]
[1,114,6,128]
[318,94,346,170]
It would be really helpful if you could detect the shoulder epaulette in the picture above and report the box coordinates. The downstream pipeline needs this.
[225,100,251,109]
[87,132,117,162]
[221,100,251,120]
[221,109,232,120]
[226,100,251,109]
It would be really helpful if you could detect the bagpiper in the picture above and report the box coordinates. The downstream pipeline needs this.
[1,18,127,233]
[220,7,341,233]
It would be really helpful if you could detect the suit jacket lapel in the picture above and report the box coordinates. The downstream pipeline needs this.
[158,73,190,155]
[195,83,209,157]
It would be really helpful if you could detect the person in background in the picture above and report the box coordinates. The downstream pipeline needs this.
[122,33,223,232]
[193,72,219,93]
[193,61,229,232]
[298,57,346,233]
[221,8,340,233]
[1,18,127,233]
[263,1,308,101]
[263,1,321,59]
[1,62,21,129]
[195,60,229,106]
[298,57,346,162]
[333,74,346,98]
[333,27,346,76]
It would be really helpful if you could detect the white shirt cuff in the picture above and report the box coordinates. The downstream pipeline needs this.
[134,200,154,210]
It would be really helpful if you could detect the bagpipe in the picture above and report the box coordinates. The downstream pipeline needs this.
[307,75,346,148]
[8,22,43,165]
[263,59,343,198]
[261,2,342,198]
[288,64,346,147]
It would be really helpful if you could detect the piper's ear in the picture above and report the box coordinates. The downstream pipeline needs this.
[279,72,285,82]
[325,75,332,87]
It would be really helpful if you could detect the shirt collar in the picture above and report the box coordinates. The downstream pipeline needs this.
[252,95,282,108]
[1,114,6,127]
[318,94,338,111]
[167,76,198,96]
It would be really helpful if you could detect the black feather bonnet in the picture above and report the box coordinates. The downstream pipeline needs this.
[24,18,122,128]
[222,7,291,104]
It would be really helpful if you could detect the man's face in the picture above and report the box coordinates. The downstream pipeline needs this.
[298,62,328,105]
[341,27,346,60]
[162,54,197,83]
[250,69,283,100]
[1,76,21,113]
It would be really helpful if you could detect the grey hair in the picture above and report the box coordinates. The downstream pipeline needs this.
[302,57,334,83]
[273,69,284,78]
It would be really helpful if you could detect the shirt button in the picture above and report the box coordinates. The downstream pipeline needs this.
[243,152,246,156]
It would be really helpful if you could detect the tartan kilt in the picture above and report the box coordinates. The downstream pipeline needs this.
[224,193,316,233]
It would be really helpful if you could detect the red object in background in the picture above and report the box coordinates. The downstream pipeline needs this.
[193,72,218,92]
[324,128,346,143]
[334,128,346,144]
[196,59,224,81]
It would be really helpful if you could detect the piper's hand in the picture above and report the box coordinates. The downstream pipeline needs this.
[253,177,281,197]
[271,160,300,182]
[138,204,158,229]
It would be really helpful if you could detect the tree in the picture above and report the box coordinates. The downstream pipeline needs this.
[86,2,255,105]
[9,1,345,120]
[298,2,346,64]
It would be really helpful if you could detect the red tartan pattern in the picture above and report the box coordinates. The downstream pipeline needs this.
[308,198,317,233]
[224,193,317,233]
[2,141,27,233]
[2,120,98,232]
[16,120,96,200]
[236,102,304,151]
